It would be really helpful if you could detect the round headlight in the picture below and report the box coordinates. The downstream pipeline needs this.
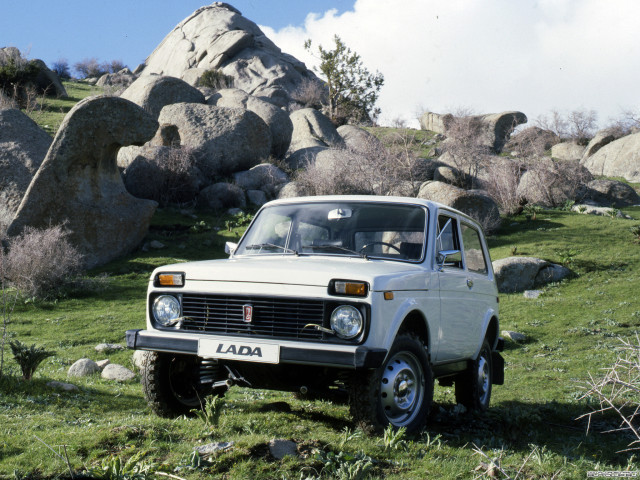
[330,305,363,339]
[153,295,181,326]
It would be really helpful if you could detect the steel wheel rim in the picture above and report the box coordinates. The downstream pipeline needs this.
[476,354,491,405]
[380,352,425,426]
[169,357,200,407]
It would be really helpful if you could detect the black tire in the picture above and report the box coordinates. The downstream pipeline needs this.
[348,333,433,433]
[141,351,206,417]
[455,340,493,411]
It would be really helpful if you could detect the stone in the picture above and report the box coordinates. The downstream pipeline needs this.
[268,439,297,459]
[198,182,246,210]
[207,88,293,158]
[150,240,166,249]
[419,112,454,134]
[582,129,620,159]
[504,126,560,154]
[417,181,501,233]
[96,359,111,370]
[232,163,288,192]
[0,109,52,229]
[502,330,527,342]
[31,59,68,98]
[277,182,303,199]
[196,442,234,455]
[580,179,640,207]
[68,358,100,377]
[289,108,345,152]
[523,290,543,299]
[337,125,382,151]
[492,256,570,293]
[95,343,124,353]
[247,189,267,206]
[571,204,631,218]
[581,131,640,182]
[7,96,159,269]
[96,71,136,89]
[434,165,462,185]
[121,75,205,119]
[535,263,572,285]
[285,146,327,170]
[101,364,136,381]
[551,142,585,161]
[46,381,79,392]
[137,3,321,107]
[157,103,271,177]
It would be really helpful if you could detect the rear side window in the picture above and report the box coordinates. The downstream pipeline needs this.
[461,224,488,275]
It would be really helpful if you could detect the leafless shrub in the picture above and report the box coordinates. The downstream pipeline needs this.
[0,243,18,378]
[290,77,326,110]
[484,159,525,216]
[0,90,17,109]
[535,108,598,143]
[74,57,107,78]
[518,158,591,208]
[579,335,640,451]
[5,224,84,300]
[535,109,569,139]
[606,107,640,137]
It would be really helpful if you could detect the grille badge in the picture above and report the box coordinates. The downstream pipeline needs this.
[243,304,253,323]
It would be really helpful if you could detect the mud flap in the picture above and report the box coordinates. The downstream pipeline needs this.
[491,351,504,385]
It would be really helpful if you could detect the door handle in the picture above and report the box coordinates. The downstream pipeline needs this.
[466,278,474,288]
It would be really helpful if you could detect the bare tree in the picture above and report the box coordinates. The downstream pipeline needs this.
[535,108,598,143]
[535,109,569,138]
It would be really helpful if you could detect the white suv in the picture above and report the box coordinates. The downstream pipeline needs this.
[126,196,504,432]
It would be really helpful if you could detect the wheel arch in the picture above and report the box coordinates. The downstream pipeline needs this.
[396,310,431,360]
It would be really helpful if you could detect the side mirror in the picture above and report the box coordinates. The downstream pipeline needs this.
[225,242,238,256]
[437,249,461,271]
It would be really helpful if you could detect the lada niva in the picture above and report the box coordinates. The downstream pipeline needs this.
[126,195,504,432]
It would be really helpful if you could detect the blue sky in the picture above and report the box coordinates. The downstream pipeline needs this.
[2,0,639,128]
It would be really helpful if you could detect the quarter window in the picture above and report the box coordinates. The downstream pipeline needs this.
[436,215,462,269]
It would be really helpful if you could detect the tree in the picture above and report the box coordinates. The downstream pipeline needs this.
[305,35,384,125]
[50,59,70,79]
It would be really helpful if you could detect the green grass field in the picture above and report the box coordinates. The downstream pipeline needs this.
[1,205,640,479]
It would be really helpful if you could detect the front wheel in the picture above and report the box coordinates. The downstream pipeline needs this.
[349,333,433,432]
[455,340,493,411]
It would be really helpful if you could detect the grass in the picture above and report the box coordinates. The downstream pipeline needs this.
[1,204,640,479]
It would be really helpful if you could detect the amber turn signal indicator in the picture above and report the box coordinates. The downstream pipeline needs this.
[156,273,184,287]
[330,280,369,297]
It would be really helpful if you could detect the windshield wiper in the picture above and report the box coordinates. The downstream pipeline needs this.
[244,243,299,255]
[307,244,368,260]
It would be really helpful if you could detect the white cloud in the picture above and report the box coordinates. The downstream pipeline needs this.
[261,0,640,128]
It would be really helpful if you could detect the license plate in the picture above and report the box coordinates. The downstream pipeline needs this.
[198,339,280,364]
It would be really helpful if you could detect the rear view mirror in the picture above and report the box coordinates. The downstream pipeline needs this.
[225,242,238,255]
[437,249,461,271]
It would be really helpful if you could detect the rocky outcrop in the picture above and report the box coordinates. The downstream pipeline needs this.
[0,109,52,229]
[7,96,159,268]
[157,103,271,177]
[233,163,288,195]
[337,125,382,151]
[31,59,67,97]
[121,75,205,119]
[289,108,345,152]
[138,3,320,107]
[417,181,501,233]
[504,126,560,154]
[492,256,572,293]
[97,68,136,88]
[582,129,620,159]
[580,132,640,182]
[551,142,585,161]
[580,179,640,207]
[419,112,453,134]
[208,88,293,158]
[198,182,246,210]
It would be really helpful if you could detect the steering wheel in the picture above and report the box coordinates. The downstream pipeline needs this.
[360,242,403,255]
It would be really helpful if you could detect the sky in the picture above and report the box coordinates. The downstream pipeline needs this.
[2,0,639,128]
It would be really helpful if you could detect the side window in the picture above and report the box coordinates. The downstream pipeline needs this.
[461,224,488,275]
[436,215,462,269]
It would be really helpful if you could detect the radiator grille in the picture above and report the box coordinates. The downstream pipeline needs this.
[180,294,326,340]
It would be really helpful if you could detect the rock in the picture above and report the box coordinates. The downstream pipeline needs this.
[581,131,640,182]
[95,343,124,353]
[68,358,100,377]
[419,112,454,134]
[207,88,293,158]
[96,359,111,370]
[247,189,267,206]
[121,75,205,119]
[196,442,234,455]
[227,207,244,216]
[551,142,585,161]
[504,126,560,154]
[502,330,527,342]
[417,181,501,233]
[277,182,303,199]
[289,108,345,152]
[138,3,321,107]
[150,240,165,249]
[157,103,271,177]
[580,179,640,207]
[46,381,79,392]
[523,290,543,299]
[285,146,327,170]
[31,59,67,97]
[492,256,570,293]
[232,163,288,193]
[198,182,246,210]
[96,70,136,89]
[571,204,631,218]
[132,350,151,370]
[582,129,620,159]
[7,96,159,269]
[337,125,382,151]
[268,439,297,459]
[0,109,52,229]
[101,364,136,381]
[434,165,463,185]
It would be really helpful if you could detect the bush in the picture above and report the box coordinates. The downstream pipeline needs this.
[198,69,234,90]
[50,59,71,79]
[9,340,54,380]
[484,158,525,216]
[74,57,108,78]
[0,56,41,106]
[5,224,84,299]
[290,77,326,109]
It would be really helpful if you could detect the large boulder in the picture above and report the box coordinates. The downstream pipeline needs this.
[198,182,246,210]
[517,158,592,207]
[504,126,560,155]
[492,256,572,293]
[97,68,137,89]
[289,108,345,152]
[157,103,271,177]
[581,132,640,182]
[582,129,620,159]
[0,109,52,229]
[419,112,453,134]
[337,125,382,151]
[137,3,320,107]
[208,88,293,158]
[551,142,585,161]
[121,75,205,119]
[7,96,158,268]
[31,59,67,98]
[580,179,640,207]
[233,163,288,195]
[417,181,501,233]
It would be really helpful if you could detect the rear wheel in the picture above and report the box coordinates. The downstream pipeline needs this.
[349,333,433,432]
[455,340,493,411]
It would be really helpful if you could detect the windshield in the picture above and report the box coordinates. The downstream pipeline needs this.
[236,202,427,262]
